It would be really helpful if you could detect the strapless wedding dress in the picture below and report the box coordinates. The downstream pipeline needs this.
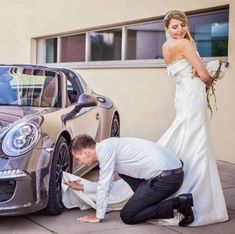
[157,59,228,226]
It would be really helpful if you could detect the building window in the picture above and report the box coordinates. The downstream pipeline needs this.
[46,38,57,63]
[189,10,228,57]
[126,21,165,60]
[61,34,85,62]
[37,8,228,66]
[90,29,122,61]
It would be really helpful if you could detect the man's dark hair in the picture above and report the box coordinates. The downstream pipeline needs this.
[70,134,96,152]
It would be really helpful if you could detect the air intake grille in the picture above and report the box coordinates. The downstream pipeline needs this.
[0,180,16,202]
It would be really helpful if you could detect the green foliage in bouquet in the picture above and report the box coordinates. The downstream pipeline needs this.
[206,60,227,115]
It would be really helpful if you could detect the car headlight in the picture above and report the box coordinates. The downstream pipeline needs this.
[2,121,41,157]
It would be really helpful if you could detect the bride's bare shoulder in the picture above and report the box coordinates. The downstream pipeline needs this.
[176,39,194,50]
[163,39,188,50]
[162,39,188,63]
[172,38,191,48]
[162,41,175,53]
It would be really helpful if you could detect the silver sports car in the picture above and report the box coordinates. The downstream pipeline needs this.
[0,65,120,216]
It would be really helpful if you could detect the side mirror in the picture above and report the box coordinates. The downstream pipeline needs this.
[75,93,97,111]
[61,94,97,124]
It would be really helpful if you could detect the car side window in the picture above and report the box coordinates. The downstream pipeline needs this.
[67,79,79,105]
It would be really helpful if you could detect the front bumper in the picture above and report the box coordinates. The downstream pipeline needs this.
[0,169,47,216]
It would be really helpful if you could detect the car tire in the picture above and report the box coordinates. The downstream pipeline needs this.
[110,114,120,137]
[44,136,71,215]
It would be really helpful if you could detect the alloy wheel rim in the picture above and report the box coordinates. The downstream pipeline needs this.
[55,142,70,206]
[111,116,120,137]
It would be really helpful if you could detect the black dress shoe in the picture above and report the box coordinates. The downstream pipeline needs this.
[177,193,194,227]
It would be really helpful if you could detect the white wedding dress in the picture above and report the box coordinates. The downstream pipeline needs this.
[157,59,229,226]
[62,172,133,212]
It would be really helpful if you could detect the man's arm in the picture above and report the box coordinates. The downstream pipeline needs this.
[77,146,116,223]
[96,156,116,220]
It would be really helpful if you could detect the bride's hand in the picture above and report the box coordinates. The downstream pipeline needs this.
[205,76,213,88]
[191,67,198,77]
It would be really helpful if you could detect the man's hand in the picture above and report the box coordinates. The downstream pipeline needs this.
[64,180,84,191]
[77,214,101,223]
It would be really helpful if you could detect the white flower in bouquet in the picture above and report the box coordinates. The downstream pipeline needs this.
[206,60,227,115]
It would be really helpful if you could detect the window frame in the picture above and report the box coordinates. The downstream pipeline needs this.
[36,7,229,68]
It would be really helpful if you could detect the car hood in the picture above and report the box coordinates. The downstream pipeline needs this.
[0,106,57,130]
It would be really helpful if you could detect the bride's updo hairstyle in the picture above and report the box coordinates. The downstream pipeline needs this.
[164,10,195,45]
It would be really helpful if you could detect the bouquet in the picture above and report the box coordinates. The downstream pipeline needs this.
[206,60,227,115]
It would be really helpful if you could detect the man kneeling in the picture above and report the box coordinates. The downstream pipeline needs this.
[67,134,194,226]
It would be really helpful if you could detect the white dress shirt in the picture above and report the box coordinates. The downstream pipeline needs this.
[94,137,182,219]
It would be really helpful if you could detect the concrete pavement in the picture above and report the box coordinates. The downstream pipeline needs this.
[0,161,235,234]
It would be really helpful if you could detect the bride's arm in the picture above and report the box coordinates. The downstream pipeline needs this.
[179,39,212,87]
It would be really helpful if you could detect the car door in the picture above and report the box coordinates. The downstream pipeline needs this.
[64,74,101,174]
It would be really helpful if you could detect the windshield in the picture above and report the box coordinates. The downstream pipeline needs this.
[0,66,60,107]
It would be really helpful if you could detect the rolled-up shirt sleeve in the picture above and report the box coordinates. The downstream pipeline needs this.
[96,147,116,219]
[83,182,97,194]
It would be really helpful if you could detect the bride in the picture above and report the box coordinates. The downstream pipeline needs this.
[158,10,228,226]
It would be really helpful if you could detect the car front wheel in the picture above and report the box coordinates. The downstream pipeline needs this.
[110,114,120,137]
[45,136,71,215]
